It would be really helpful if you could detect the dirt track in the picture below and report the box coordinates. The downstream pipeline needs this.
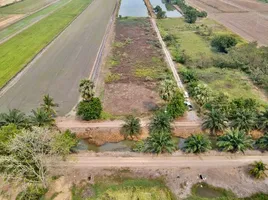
[186,0,268,46]
[0,0,117,115]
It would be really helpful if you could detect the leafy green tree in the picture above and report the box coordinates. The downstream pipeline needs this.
[41,94,58,116]
[255,134,268,151]
[30,108,55,127]
[149,111,172,134]
[217,129,253,153]
[50,130,78,158]
[249,161,267,179]
[77,97,102,120]
[184,9,197,23]
[0,109,28,129]
[166,90,186,119]
[258,109,268,131]
[230,109,257,133]
[145,131,176,154]
[79,79,95,101]
[202,108,228,135]
[121,115,141,140]
[159,79,177,102]
[211,34,237,53]
[183,134,212,153]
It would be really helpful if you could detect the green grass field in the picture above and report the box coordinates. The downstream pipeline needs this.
[0,0,70,41]
[157,18,265,103]
[0,0,92,88]
[0,0,57,14]
[72,177,175,200]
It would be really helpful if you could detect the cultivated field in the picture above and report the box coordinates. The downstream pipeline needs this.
[101,18,170,117]
[186,0,268,46]
[0,0,117,115]
[157,18,267,104]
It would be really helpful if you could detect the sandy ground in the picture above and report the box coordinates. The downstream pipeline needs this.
[186,0,268,46]
[44,152,268,199]
[0,0,21,7]
[0,14,24,30]
[0,0,117,116]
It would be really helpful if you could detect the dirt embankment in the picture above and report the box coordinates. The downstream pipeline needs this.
[143,0,156,17]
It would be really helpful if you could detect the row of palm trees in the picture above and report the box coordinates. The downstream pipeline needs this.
[0,95,57,128]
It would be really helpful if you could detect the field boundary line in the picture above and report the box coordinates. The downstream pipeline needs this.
[0,0,94,98]
[66,0,119,117]
[0,0,72,44]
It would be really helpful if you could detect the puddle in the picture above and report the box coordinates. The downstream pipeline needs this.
[194,184,224,198]
[119,0,148,17]
[150,0,182,17]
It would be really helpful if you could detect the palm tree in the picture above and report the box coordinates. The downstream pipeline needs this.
[249,161,267,179]
[183,134,212,153]
[121,115,141,140]
[41,94,58,116]
[145,131,176,154]
[159,79,177,102]
[258,109,268,131]
[79,79,95,101]
[202,108,228,135]
[0,109,27,128]
[149,111,172,134]
[255,134,268,151]
[230,109,257,133]
[30,108,55,127]
[217,129,253,153]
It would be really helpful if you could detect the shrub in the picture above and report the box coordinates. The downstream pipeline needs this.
[174,50,188,64]
[166,90,186,119]
[183,134,212,153]
[180,69,198,83]
[184,9,197,23]
[249,161,267,179]
[149,111,172,134]
[198,11,207,18]
[16,185,47,200]
[77,98,102,120]
[121,115,141,140]
[211,35,237,53]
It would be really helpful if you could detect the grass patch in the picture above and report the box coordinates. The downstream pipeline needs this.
[105,73,121,83]
[72,177,176,200]
[0,0,70,41]
[0,0,92,89]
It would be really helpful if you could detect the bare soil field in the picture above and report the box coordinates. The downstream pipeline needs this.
[102,18,169,116]
[0,14,23,29]
[186,0,268,45]
[0,0,21,7]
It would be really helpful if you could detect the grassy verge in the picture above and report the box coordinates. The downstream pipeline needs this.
[0,0,70,41]
[72,176,176,200]
[157,18,265,104]
[0,0,92,88]
[0,0,57,14]
[188,183,268,200]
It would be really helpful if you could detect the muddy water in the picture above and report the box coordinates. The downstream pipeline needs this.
[150,0,182,17]
[118,0,148,17]
[194,184,224,198]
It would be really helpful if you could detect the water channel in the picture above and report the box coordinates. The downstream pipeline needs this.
[150,0,182,17]
[118,0,148,17]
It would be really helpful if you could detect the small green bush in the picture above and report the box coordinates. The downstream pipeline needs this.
[16,185,47,200]
[180,69,198,84]
[166,91,186,119]
[77,98,102,120]
[211,35,237,53]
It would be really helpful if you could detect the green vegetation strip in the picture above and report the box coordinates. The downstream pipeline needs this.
[0,0,70,41]
[0,0,92,88]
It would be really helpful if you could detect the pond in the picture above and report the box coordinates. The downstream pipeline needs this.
[118,0,148,17]
[194,183,224,198]
[150,0,182,18]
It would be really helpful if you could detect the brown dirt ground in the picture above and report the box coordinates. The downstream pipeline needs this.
[102,18,169,116]
[0,0,21,7]
[186,0,268,46]
[0,14,24,30]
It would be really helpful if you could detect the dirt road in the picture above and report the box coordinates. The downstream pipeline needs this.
[0,0,117,115]
[63,154,268,168]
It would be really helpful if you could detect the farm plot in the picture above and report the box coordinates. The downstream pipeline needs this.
[186,0,268,46]
[157,18,267,104]
[101,18,170,116]
[0,0,92,89]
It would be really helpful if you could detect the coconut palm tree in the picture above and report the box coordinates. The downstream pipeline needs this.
[79,79,95,101]
[217,129,253,153]
[249,161,267,179]
[159,79,177,102]
[183,134,212,153]
[202,108,228,135]
[30,108,55,127]
[145,131,176,154]
[230,109,257,133]
[121,115,141,140]
[0,109,28,129]
[255,134,268,151]
[149,111,172,134]
[258,109,268,131]
[41,94,58,116]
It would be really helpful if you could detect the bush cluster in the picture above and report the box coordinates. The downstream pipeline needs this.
[77,97,102,120]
